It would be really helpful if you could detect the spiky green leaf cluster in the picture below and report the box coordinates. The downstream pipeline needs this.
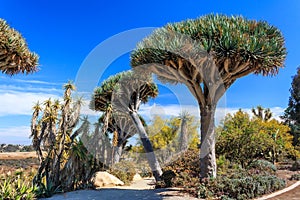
[131,14,286,77]
[0,19,39,75]
[91,71,158,112]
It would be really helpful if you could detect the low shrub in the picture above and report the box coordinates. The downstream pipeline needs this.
[197,175,286,199]
[0,169,37,200]
[135,161,152,178]
[161,170,176,187]
[290,173,300,181]
[159,148,286,199]
[290,160,300,171]
[108,161,136,185]
[217,155,230,175]
[248,159,277,175]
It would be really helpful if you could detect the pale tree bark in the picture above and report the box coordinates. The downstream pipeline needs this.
[112,144,123,164]
[179,117,188,152]
[199,104,217,179]
[130,111,162,181]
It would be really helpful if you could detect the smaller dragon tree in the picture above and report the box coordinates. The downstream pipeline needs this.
[91,71,163,181]
[0,19,38,75]
[31,82,99,195]
[102,112,145,164]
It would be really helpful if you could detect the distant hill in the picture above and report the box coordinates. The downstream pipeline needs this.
[0,144,34,152]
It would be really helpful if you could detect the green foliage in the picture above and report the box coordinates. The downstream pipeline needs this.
[108,161,137,185]
[290,174,300,181]
[248,159,277,175]
[132,115,199,163]
[161,170,176,187]
[282,67,300,146]
[291,160,300,171]
[197,174,286,199]
[91,71,158,112]
[0,18,38,75]
[134,161,152,178]
[161,149,200,187]
[160,148,286,199]
[131,14,286,77]
[31,82,101,197]
[0,170,37,200]
[216,155,230,175]
[216,109,298,167]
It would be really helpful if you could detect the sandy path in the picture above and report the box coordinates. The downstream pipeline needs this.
[39,178,199,200]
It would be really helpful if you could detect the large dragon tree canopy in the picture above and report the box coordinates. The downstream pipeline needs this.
[130,14,286,91]
[0,19,39,75]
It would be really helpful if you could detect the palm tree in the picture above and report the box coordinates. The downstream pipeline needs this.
[0,19,38,75]
[91,71,163,181]
[130,14,286,178]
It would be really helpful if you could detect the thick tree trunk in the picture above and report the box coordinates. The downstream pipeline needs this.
[130,111,162,181]
[200,104,217,179]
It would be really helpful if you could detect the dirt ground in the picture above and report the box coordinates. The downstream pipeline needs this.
[0,151,39,174]
[0,152,38,160]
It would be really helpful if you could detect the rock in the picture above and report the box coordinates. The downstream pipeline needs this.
[92,171,124,187]
[132,173,142,181]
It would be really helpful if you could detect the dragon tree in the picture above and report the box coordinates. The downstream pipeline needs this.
[91,71,163,181]
[130,14,286,178]
[0,19,38,75]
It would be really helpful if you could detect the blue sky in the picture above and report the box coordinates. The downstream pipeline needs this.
[0,0,299,144]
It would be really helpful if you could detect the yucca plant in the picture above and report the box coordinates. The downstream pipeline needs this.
[131,14,286,178]
[252,105,273,122]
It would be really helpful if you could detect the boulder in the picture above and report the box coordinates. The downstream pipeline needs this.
[92,171,124,187]
[132,173,142,181]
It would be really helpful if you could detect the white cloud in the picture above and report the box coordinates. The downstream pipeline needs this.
[0,91,61,116]
[0,76,62,86]
[139,103,285,124]
[80,100,99,116]
[0,84,62,94]
[0,126,31,145]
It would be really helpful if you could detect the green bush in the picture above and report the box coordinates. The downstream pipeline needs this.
[161,170,176,187]
[0,169,37,200]
[291,160,300,171]
[135,161,152,178]
[197,175,286,199]
[160,149,200,188]
[217,155,231,175]
[290,174,300,181]
[248,159,277,175]
[108,161,136,185]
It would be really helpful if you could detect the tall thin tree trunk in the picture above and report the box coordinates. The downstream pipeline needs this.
[199,104,217,179]
[130,111,162,181]
[179,118,188,152]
